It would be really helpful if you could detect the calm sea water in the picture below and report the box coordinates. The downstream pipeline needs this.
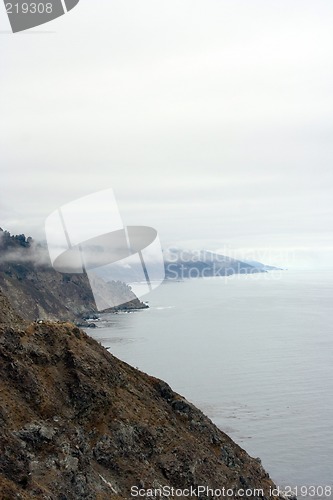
[88,270,333,497]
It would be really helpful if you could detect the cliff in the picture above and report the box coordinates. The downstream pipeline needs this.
[0,229,147,322]
[0,302,286,499]
[0,289,24,328]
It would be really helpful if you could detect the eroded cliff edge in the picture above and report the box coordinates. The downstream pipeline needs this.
[0,292,284,500]
[0,228,147,322]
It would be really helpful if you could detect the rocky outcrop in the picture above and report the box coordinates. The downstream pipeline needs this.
[0,319,284,500]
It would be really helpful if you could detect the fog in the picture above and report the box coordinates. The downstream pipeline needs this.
[1,0,333,268]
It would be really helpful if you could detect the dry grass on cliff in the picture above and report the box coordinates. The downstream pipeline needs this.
[0,320,280,500]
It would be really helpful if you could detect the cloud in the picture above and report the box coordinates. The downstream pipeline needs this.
[1,0,333,268]
[0,232,50,267]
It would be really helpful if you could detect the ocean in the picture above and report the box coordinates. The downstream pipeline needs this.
[87,270,333,498]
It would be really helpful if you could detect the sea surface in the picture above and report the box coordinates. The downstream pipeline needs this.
[87,270,333,498]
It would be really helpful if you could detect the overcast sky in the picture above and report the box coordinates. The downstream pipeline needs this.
[1,0,333,268]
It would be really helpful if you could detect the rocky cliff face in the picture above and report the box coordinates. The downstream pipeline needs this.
[0,317,283,500]
[0,229,147,322]
[0,289,23,328]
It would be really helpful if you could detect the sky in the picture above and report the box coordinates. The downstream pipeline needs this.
[1,0,333,269]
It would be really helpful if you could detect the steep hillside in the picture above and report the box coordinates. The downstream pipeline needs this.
[0,319,286,500]
[0,229,147,322]
[0,289,24,328]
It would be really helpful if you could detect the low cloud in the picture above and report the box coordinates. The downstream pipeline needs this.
[0,230,51,267]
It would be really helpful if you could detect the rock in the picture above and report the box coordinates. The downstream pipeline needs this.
[280,493,297,500]
[16,423,55,447]
[62,456,79,472]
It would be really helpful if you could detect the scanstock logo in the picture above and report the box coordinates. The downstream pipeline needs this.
[3,0,80,33]
[45,189,165,311]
